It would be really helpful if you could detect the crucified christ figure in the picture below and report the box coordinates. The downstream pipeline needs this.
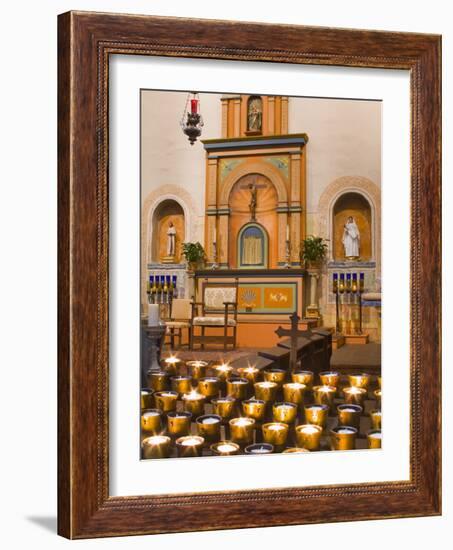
[248,183,257,221]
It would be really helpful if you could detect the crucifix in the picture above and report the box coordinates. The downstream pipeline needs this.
[275,312,311,373]
[240,176,267,221]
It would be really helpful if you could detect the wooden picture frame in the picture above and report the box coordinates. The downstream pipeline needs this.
[58,11,441,538]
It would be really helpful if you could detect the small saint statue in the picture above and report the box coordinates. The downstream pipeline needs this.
[342,216,360,259]
[166,221,177,257]
[247,97,262,132]
[248,183,257,221]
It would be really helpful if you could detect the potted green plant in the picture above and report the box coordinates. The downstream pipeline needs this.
[301,235,328,270]
[182,241,206,271]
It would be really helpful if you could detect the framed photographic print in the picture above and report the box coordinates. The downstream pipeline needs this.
[58,11,441,538]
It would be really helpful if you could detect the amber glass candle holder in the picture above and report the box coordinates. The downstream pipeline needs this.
[182,390,206,417]
[374,389,382,406]
[319,371,340,388]
[348,373,371,390]
[237,366,262,385]
[283,382,306,407]
[263,368,287,388]
[337,403,363,431]
[330,426,358,450]
[186,360,209,382]
[175,435,205,457]
[211,396,236,422]
[291,370,314,390]
[229,417,255,446]
[367,429,382,449]
[283,447,310,454]
[170,375,193,396]
[198,376,220,401]
[166,411,192,438]
[304,404,329,428]
[370,409,382,430]
[196,414,222,443]
[262,422,289,452]
[141,389,154,410]
[254,381,278,402]
[313,385,336,412]
[244,443,274,455]
[141,435,171,459]
[273,402,298,424]
[147,370,170,392]
[226,378,249,401]
[242,399,267,422]
[210,441,240,456]
[161,355,182,375]
[154,390,178,413]
[343,386,367,408]
[141,409,163,435]
[295,424,323,451]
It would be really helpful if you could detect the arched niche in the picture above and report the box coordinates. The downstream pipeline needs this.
[247,96,263,133]
[333,192,372,261]
[228,173,277,268]
[152,199,185,263]
[237,222,269,269]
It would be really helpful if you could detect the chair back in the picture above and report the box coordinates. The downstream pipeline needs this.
[171,298,192,320]
[203,286,237,313]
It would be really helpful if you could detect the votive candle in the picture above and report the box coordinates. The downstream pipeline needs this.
[254,381,278,402]
[141,409,163,434]
[175,435,205,457]
[229,417,255,446]
[153,390,178,413]
[295,424,322,451]
[196,414,222,442]
[210,441,240,456]
[141,435,171,459]
[262,422,289,452]
[304,404,329,428]
[330,426,357,450]
[367,429,382,449]
[337,403,363,430]
[166,411,192,438]
[182,390,206,417]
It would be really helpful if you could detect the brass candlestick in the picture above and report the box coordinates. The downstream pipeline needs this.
[295,424,322,451]
[141,389,154,410]
[141,409,163,435]
[330,426,358,450]
[242,399,267,422]
[254,381,278,402]
[262,422,289,452]
[283,382,306,408]
[367,429,382,449]
[304,404,329,429]
[211,441,240,456]
[337,404,363,431]
[147,370,170,392]
[263,368,287,388]
[142,435,171,459]
[343,386,367,408]
[229,417,255,446]
[175,435,205,457]
[182,390,206,417]
[154,390,179,413]
[273,402,298,424]
[370,409,382,430]
[166,411,192,438]
[198,376,221,401]
[196,414,222,443]
[291,371,314,390]
[170,375,193,396]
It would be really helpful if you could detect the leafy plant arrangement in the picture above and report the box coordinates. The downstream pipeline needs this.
[181,241,206,269]
[301,235,328,268]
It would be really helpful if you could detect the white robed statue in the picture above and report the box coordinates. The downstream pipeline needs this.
[166,221,177,257]
[342,216,360,259]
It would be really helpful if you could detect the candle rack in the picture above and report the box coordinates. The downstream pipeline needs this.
[140,357,382,459]
[332,271,365,335]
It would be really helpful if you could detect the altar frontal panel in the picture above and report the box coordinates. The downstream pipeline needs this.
[238,282,296,314]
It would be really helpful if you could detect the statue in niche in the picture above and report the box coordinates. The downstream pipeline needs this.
[342,216,360,259]
[166,221,177,257]
[247,97,262,132]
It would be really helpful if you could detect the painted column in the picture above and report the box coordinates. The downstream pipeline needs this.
[277,208,289,266]
[218,211,229,267]
[267,96,275,135]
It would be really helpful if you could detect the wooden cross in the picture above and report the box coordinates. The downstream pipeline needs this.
[275,312,311,373]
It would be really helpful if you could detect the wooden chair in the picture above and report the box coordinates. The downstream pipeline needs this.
[190,281,238,350]
[164,298,192,350]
